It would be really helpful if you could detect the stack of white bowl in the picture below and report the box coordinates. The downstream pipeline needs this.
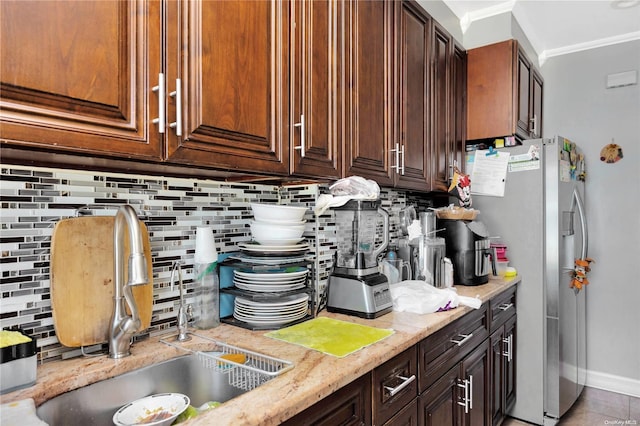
[250,203,307,246]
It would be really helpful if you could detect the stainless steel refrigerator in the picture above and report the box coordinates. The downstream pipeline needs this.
[472,136,589,425]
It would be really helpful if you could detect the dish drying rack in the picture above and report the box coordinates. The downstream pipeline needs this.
[161,333,294,392]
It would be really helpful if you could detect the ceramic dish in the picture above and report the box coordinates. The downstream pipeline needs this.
[112,393,189,426]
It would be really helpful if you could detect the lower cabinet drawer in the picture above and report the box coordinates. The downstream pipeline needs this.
[281,373,372,426]
[418,304,489,392]
[489,286,516,332]
[373,346,418,425]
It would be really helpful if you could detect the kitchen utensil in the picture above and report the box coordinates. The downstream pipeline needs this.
[380,259,412,284]
[327,199,392,318]
[50,216,153,347]
[411,236,446,287]
[112,393,189,426]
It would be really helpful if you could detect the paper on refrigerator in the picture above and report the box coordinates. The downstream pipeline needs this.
[470,149,511,197]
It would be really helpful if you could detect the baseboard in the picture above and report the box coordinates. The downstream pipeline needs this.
[586,369,640,398]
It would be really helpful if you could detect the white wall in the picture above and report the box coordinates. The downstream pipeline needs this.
[542,40,640,395]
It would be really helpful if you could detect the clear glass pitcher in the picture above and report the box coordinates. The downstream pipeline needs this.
[333,200,389,274]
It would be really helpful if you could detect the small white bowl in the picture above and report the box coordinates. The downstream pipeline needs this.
[250,221,305,242]
[113,393,190,426]
[252,238,305,246]
[250,203,307,222]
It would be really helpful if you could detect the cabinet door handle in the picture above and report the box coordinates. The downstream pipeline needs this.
[152,73,166,134]
[293,114,306,157]
[391,143,401,173]
[457,378,470,413]
[503,334,513,362]
[450,333,473,346]
[498,302,513,311]
[468,374,474,410]
[383,374,416,397]
[169,78,182,136]
[400,144,405,175]
[530,115,537,134]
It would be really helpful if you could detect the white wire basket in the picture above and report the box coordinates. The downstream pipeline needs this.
[162,333,294,392]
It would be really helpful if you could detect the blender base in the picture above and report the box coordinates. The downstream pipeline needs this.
[327,273,393,319]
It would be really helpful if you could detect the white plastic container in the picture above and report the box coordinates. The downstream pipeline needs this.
[496,260,509,276]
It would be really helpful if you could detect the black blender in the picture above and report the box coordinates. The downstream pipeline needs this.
[327,200,393,318]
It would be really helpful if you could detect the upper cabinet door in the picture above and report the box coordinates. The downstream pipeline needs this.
[0,0,162,160]
[395,0,431,191]
[343,0,394,187]
[515,47,531,140]
[164,0,289,175]
[531,69,543,138]
[430,22,452,192]
[290,0,342,179]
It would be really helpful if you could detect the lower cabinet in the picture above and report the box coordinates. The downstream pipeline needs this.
[488,286,517,426]
[417,339,490,426]
[282,288,516,426]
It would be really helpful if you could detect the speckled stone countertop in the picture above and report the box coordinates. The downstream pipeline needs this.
[0,276,520,425]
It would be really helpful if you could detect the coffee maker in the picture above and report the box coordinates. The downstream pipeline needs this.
[439,219,496,286]
[327,200,393,318]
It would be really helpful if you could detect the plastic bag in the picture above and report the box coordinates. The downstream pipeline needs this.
[389,280,459,314]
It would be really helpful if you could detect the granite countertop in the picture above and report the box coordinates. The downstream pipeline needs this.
[0,276,520,425]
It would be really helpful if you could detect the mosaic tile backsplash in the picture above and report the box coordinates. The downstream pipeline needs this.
[0,165,443,362]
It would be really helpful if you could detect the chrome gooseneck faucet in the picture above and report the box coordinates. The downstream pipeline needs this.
[108,205,149,359]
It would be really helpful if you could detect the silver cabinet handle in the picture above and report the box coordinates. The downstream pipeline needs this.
[293,114,306,157]
[383,374,416,397]
[169,78,182,136]
[400,144,405,175]
[152,73,166,134]
[502,334,513,362]
[468,374,474,410]
[530,115,537,134]
[391,143,401,173]
[450,333,473,346]
[457,378,470,413]
[498,303,513,311]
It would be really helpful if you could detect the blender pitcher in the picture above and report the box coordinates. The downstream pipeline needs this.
[333,200,389,276]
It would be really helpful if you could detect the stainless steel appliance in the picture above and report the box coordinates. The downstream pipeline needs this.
[327,200,393,319]
[473,136,588,425]
[439,219,496,286]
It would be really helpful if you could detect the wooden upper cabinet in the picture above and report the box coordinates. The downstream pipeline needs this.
[395,0,431,191]
[290,0,342,179]
[467,39,543,142]
[164,0,289,174]
[430,23,466,192]
[343,0,394,187]
[0,0,162,160]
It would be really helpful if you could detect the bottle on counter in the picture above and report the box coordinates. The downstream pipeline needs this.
[194,226,220,329]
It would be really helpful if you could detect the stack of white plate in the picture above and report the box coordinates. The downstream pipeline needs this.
[233,294,309,326]
[233,266,308,293]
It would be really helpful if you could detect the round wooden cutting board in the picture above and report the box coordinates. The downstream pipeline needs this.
[50,216,153,348]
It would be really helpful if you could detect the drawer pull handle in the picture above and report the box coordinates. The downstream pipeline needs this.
[498,303,513,311]
[450,333,473,346]
[383,374,416,397]
[151,73,165,134]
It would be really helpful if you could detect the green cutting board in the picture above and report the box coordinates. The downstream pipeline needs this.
[265,317,394,357]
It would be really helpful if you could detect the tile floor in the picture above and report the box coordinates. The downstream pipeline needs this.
[503,386,640,426]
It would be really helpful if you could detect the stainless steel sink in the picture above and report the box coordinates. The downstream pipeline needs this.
[36,354,246,425]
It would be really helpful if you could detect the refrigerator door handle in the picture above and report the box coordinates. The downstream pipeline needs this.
[571,188,588,259]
